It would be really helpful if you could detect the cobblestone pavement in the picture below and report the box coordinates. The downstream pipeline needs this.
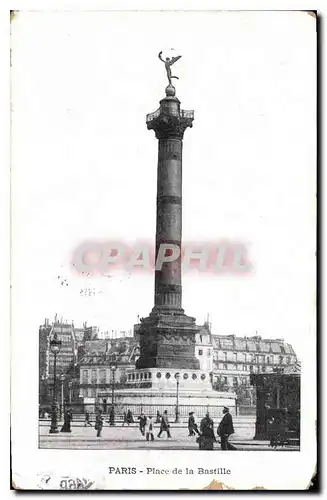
[39,423,299,451]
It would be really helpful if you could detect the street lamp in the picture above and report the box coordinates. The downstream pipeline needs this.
[60,373,65,420]
[175,372,180,423]
[49,332,62,433]
[110,365,117,426]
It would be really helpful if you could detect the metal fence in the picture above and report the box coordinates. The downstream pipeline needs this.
[51,402,238,420]
[238,405,256,416]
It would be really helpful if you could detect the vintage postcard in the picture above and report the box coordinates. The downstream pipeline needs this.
[11,7,317,491]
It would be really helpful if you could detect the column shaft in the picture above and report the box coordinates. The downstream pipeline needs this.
[155,138,183,309]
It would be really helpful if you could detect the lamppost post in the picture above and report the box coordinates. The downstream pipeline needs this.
[68,381,72,404]
[60,373,65,420]
[175,373,180,423]
[49,333,62,434]
[110,365,117,426]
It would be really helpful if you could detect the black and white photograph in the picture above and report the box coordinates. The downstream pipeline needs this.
[10,7,317,491]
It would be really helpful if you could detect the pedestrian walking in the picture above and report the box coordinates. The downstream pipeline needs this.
[198,413,216,450]
[127,409,134,424]
[95,409,104,437]
[138,412,147,436]
[84,410,92,427]
[217,407,236,450]
[155,410,161,423]
[122,411,128,426]
[157,410,171,438]
[109,407,115,426]
[60,409,72,433]
[145,416,155,441]
[188,412,200,436]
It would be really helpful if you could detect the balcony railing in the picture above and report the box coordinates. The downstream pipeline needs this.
[146,108,160,123]
[180,109,194,119]
[146,108,194,123]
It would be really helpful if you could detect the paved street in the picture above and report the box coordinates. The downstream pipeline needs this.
[39,422,299,451]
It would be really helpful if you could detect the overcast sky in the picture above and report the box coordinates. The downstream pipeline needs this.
[11,11,316,360]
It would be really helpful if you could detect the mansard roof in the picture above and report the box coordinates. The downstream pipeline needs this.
[80,337,139,366]
[211,334,296,356]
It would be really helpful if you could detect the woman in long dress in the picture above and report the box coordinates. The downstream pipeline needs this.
[60,409,72,433]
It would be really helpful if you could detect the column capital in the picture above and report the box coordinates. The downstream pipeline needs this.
[146,96,194,140]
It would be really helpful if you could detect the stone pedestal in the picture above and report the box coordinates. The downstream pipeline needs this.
[136,311,200,369]
[98,367,236,418]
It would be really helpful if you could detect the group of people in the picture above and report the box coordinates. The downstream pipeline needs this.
[137,410,171,441]
[196,407,236,450]
[54,406,236,449]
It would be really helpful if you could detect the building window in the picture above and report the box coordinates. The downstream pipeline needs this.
[132,373,135,381]
[223,352,227,362]
[82,370,88,384]
[262,366,266,372]
[192,374,197,380]
[99,369,106,384]
[183,373,188,379]
[233,353,237,362]
[223,364,228,371]
[92,388,96,398]
[279,356,283,364]
[224,377,228,384]
[136,373,139,380]
[198,349,203,356]
[200,335,203,343]
[148,372,152,379]
[88,388,92,398]
[201,374,206,380]
[156,372,161,378]
[165,373,171,379]
[91,370,97,383]
[243,365,247,371]
[250,365,254,373]
[233,377,238,385]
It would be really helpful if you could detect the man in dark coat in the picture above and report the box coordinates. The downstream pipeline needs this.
[109,407,115,426]
[157,410,171,438]
[199,413,216,449]
[217,407,236,450]
[138,412,147,436]
[95,409,104,437]
[127,409,134,424]
[188,412,200,436]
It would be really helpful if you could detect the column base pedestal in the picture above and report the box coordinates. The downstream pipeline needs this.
[136,309,200,370]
